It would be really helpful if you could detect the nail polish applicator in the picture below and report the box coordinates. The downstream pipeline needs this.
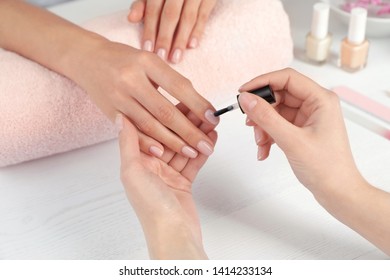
[214,85,276,117]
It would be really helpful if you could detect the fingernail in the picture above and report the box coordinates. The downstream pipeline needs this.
[197,140,214,156]
[246,117,251,125]
[157,48,167,60]
[257,147,263,161]
[239,92,257,112]
[115,114,123,133]
[149,146,164,158]
[143,40,153,52]
[189,38,198,49]
[254,129,262,144]
[172,48,182,64]
[182,146,198,158]
[205,109,219,125]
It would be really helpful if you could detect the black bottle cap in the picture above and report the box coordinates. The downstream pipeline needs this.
[236,85,276,113]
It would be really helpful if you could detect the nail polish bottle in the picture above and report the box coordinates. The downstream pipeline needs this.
[340,7,369,72]
[305,2,332,64]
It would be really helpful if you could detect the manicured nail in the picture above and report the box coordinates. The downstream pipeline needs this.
[189,38,198,49]
[239,92,258,112]
[143,40,153,52]
[205,109,219,125]
[172,48,182,64]
[157,48,167,60]
[197,140,214,156]
[149,146,164,158]
[182,146,198,158]
[115,114,123,133]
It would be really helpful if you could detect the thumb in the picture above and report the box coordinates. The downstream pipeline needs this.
[117,114,141,168]
[238,92,298,148]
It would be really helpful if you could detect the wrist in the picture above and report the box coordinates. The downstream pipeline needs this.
[58,31,109,85]
[144,218,207,260]
[312,170,369,213]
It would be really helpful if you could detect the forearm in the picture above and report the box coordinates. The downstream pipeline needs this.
[314,176,390,255]
[0,0,108,84]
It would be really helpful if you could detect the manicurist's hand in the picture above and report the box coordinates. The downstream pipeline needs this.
[118,104,216,259]
[128,0,217,63]
[238,68,390,256]
[238,68,359,191]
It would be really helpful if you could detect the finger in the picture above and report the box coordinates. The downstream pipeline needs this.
[137,130,164,158]
[257,142,272,161]
[188,0,217,49]
[169,0,201,63]
[238,91,300,151]
[254,126,270,146]
[246,117,256,126]
[128,0,146,23]
[154,0,184,61]
[133,83,215,157]
[146,55,219,127]
[239,68,328,105]
[118,114,141,168]
[182,130,218,182]
[167,104,211,172]
[168,153,189,173]
[118,96,199,158]
[142,0,164,52]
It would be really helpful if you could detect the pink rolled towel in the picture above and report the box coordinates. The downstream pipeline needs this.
[0,0,293,167]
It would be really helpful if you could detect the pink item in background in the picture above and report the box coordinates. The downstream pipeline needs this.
[0,0,293,167]
[333,86,390,140]
[342,0,390,17]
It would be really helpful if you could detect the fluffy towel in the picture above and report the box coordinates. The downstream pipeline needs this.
[0,0,293,167]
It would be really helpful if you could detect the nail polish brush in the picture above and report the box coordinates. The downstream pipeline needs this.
[214,85,276,117]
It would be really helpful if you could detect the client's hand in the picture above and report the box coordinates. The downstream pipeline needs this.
[118,104,217,259]
[128,0,217,64]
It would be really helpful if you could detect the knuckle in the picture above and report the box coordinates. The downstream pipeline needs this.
[156,35,170,47]
[327,91,341,108]
[156,104,175,123]
[182,11,197,24]
[171,77,192,92]
[182,129,198,145]
[197,11,209,23]
[137,117,154,135]
[145,4,160,17]
[162,7,180,21]
[136,50,153,64]
[328,91,340,102]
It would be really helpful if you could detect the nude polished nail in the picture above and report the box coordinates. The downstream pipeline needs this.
[197,140,214,156]
[189,38,198,49]
[172,49,182,64]
[149,146,163,158]
[182,146,198,158]
[205,109,219,125]
[143,40,153,52]
[340,7,369,72]
[157,48,167,60]
[305,2,332,64]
